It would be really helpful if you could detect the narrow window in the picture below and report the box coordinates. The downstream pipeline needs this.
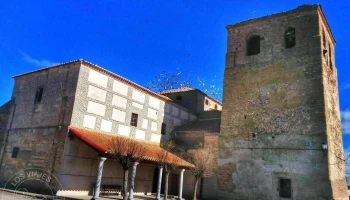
[176,95,182,101]
[215,104,218,110]
[279,178,292,198]
[323,30,327,56]
[34,86,44,103]
[329,43,333,70]
[247,35,260,56]
[130,113,138,127]
[205,99,209,105]
[285,28,295,48]
[12,147,19,158]
[161,123,166,135]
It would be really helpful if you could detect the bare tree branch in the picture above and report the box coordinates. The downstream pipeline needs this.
[106,137,147,200]
[147,69,222,102]
[156,141,182,200]
[187,146,216,200]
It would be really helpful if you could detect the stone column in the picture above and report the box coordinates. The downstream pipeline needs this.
[91,157,106,200]
[156,166,163,200]
[178,169,185,200]
[128,161,139,200]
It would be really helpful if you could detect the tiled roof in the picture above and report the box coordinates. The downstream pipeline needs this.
[159,87,197,94]
[160,87,222,105]
[175,118,221,135]
[69,126,194,168]
[13,59,172,102]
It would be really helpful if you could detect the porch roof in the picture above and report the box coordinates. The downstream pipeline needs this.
[68,126,194,168]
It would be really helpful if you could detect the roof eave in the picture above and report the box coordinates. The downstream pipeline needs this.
[317,5,336,44]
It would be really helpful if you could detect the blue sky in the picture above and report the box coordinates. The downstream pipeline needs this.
[1,0,350,172]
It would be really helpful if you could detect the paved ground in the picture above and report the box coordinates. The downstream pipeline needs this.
[0,189,174,200]
[61,194,176,200]
[0,189,48,200]
[61,194,155,200]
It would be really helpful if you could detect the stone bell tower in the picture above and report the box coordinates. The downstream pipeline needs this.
[216,4,347,200]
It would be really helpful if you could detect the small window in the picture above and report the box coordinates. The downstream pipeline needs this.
[205,99,209,105]
[34,86,44,104]
[130,113,138,127]
[323,30,327,56]
[176,95,182,101]
[329,44,333,70]
[285,28,295,48]
[247,35,260,56]
[279,178,292,198]
[12,147,20,158]
[215,104,218,110]
[161,123,166,135]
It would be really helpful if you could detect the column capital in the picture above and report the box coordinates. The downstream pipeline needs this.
[98,157,107,161]
[133,161,139,166]
[180,168,185,173]
[158,165,164,169]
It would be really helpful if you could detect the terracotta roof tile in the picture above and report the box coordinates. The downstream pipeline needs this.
[160,87,222,105]
[159,87,196,94]
[13,59,171,102]
[69,126,193,168]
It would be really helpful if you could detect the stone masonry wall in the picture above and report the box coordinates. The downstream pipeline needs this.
[0,62,80,193]
[319,17,348,199]
[0,100,13,170]
[216,5,347,200]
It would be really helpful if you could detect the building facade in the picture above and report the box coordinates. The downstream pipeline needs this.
[0,4,347,200]
[0,59,207,198]
[211,4,348,200]
[161,87,222,114]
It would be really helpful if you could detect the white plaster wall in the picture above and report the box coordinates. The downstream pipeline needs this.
[87,101,106,116]
[88,69,108,88]
[87,85,106,102]
[83,115,96,129]
[100,119,112,133]
[142,119,148,129]
[132,102,143,109]
[148,96,160,109]
[132,90,145,103]
[147,108,158,120]
[113,80,128,96]
[117,124,130,136]
[151,122,157,132]
[112,109,126,123]
[112,94,128,109]
[151,134,161,143]
[60,139,157,194]
[135,129,145,140]
[72,65,198,144]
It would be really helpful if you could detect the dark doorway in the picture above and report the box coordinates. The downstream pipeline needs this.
[152,167,159,193]
[279,178,292,198]
[169,173,179,195]
[152,167,166,194]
